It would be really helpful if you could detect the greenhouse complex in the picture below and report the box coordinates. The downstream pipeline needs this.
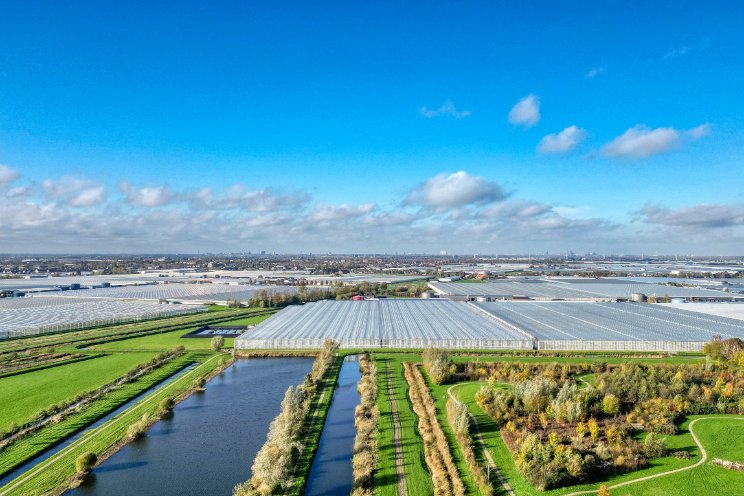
[428,277,742,301]
[0,297,206,338]
[234,299,744,351]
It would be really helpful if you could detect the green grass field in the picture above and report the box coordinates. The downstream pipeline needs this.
[427,373,490,495]
[447,381,744,496]
[0,354,230,496]
[89,313,274,352]
[612,417,744,496]
[374,354,434,496]
[0,355,194,479]
[0,352,156,432]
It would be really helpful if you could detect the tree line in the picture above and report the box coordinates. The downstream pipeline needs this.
[233,339,339,496]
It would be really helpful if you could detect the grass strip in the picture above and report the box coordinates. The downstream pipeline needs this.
[0,353,103,380]
[0,355,192,478]
[285,357,342,496]
[404,362,465,496]
[373,355,433,496]
[0,353,228,496]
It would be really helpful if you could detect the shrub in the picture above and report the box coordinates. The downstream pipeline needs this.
[643,432,667,458]
[423,348,450,384]
[211,335,225,351]
[602,394,620,415]
[159,397,176,415]
[75,452,97,474]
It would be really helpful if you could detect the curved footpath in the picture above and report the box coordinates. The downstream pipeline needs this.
[385,361,407,496]
[447,384,743,496]
[564,416,744,496]
[447,383,515,496]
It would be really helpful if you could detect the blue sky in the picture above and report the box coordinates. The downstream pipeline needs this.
[1,1,743,254]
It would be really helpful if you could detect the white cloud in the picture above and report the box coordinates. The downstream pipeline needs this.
[585,67,605,78]
[538,126,587,154]
[602,124,711,159]
[665,45,689,58]
[405,171,507,211]
[481,200,552,220]
[192,185,309,212]
[508,94,540,128]
[42,176,107,207]
[0,165,19,188]
[636,203,744,228]
[119,181,175,207]
[602,125,679,159]
[69,185,106,207]
[307,203,375,222]
[419,100,472,119]
[7,186,30,198]
[687,123,711,140]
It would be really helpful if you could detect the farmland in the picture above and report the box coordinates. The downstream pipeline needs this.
[0,306,263,495]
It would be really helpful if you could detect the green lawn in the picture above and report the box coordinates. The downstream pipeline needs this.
[448,381,744,496]
[89,313,274,352]
[427,373,490,495]
[612,416,744,496]
[0,354,230,496]
[0,355,194,478]
[0,352,156,432]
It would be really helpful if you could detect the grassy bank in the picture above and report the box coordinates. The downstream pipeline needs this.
[0,353,231,496]
[0,352,157,432]
[0,354,193,478]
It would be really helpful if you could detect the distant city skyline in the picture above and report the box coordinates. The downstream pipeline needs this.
[1,1,743,254]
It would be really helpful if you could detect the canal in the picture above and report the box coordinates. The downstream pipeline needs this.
[304,355,361,496]
[67,357,313,496]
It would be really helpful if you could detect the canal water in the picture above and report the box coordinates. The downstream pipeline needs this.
[67,357,313,496]
[304,355,361,496]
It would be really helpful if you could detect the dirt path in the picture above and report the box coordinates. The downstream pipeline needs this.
[0,355,219,496]
[385,361,407,496]
[564,416,744,496]
[447,384,515,496]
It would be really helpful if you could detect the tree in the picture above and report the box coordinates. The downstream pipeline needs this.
[602,394,620,416]
[159,396,176,415]
[588,418,600,442]
[643,432,667,458]
[75,452,97,475]
[211,335,225,351]
[423,348,450,384]
[598,485,612,496]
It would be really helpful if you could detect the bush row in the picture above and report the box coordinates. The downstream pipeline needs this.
[446,398,493,496]
[351,354,379,496]
[404,362,465,496]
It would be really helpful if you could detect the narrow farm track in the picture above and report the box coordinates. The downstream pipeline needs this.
[563,416,744,496]
[0,355,220,496]
[447,384,515,496]
[385,361,407,496]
